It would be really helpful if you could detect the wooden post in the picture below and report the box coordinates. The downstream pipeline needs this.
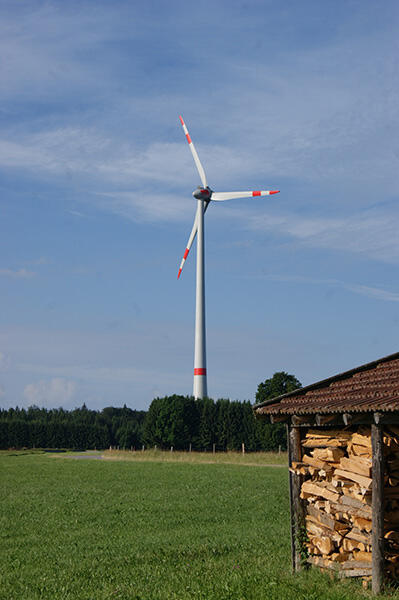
[371,422,385,594]
[288,425,305,571]
[287,424,295,572]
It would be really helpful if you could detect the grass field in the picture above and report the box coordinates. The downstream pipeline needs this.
[0,451,393,599]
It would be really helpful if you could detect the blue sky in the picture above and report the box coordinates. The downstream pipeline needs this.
[1,0,399,410]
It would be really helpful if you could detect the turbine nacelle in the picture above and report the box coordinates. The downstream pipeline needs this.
[193,186,212,200]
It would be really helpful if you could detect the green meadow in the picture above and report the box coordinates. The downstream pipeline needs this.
[0,451,391,599]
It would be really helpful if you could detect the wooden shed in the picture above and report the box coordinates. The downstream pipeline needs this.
[254,352,399,594]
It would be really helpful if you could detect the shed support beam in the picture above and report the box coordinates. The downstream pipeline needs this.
[315,414,339,426]
[371,422,385,595]
[291,415,314,427]
[287,425,305,571]
[270,414,289,424]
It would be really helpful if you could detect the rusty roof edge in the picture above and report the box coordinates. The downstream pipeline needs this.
[253,351,399,411]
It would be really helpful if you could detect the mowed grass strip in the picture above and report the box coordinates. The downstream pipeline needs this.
[0,454,383,600]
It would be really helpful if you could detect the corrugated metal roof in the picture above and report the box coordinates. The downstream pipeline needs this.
[254,352,399,416]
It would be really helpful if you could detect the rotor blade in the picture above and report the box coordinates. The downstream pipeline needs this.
[179,115,207,188]
[177,201,210,279]
[211,190,280,201]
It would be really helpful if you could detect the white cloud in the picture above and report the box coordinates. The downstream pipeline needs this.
[23,378,76,408]
[0,268,35,278]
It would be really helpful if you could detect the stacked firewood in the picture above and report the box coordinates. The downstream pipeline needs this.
[290,425,399,582]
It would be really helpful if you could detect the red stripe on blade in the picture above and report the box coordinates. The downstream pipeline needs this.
[186,133,192,144]
[179,115,184,125]
[252,191,261,196]
[194,368,207,375]
[177,268,182,279]
[270,190,280,195]
[183,248,189,259]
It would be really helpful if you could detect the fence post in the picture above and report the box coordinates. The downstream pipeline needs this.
[242,442,245,455]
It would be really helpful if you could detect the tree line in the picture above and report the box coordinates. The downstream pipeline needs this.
[0,405,146,451]
[0,372,301,451]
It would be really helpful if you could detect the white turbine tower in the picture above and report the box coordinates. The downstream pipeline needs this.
[178,116,279,399]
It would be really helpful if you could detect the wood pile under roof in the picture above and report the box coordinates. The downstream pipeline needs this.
[254,352,399,594]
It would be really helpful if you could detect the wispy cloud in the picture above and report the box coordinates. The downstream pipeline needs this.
[264,273,399,303]
[67,210,86,218]
[345,283,399,303]
[0,268,35,278]
[19,363,186,387]
[93,191,192,223]
[0,3,132,102]
[0,351,10,370]
[29,257,50,266]
[243,206,399,264]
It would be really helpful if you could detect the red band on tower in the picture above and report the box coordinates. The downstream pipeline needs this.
[194,368,207,376]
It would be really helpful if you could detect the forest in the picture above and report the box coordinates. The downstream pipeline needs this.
[0,372,301,452]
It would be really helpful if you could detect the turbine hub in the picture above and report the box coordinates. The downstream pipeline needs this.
[193,186,212,200]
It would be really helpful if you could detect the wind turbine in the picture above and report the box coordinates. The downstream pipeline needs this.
[178,115,279,399]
